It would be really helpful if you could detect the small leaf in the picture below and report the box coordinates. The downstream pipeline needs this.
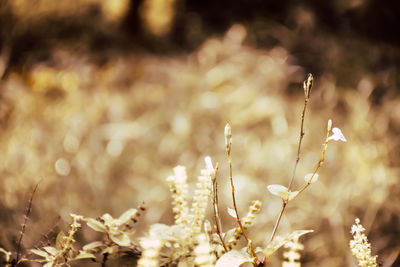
[224,228,237,243]
[304,173,319,184]
[212,233,221,244]
[263,230,313,258]
[118,208,138,225]
[74,251,96,260]
[216,249,253,267]
[42,246,58,256]
[30,249,49,258]
[100,213,114,225]
[281,190,299,201]
[267,185,298,201]
[110,232,131,246]
[267,185,288,196]
[85,218,107,232]
[83,241,104,251]
[227,208,237,218]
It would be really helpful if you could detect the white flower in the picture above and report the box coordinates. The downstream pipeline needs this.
[328,127,347,142]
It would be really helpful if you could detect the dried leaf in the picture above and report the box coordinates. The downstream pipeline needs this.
[216,249,253,267]
[263,230,313,258]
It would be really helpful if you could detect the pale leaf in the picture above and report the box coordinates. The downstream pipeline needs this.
[30,249,49,258]
[85,218,107,232]
[83,241,104,251]
[267,185,298,201]
[223,228,237,243]
[117,208,137,225]
[216,249,253,267]
[267,185,288,196]
[263,230,313,258]
[304,173,319,184]
[227,207,237,218]
[44,263,53,267]
[74,250,96,260]
[278,190,299,201]
[42,246,58,256]
[110,232,131,246]
[100,213,114,225]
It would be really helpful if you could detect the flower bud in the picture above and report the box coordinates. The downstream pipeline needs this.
[224,123,232,148]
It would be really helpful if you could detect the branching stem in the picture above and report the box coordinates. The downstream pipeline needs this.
[270,74,313,243]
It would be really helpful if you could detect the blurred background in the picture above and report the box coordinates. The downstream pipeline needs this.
[0,0,399,266]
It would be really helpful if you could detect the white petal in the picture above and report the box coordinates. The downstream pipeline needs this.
[328,127,347,142]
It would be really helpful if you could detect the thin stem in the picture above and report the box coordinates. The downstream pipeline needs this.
[269,74,313,244]
[288,73,313,191]
[211,163,227,252]
[298,134,330,195]
[226,140,259,262]
[16,183,39,263]
[287,97,308,191]
[269,202,287,242]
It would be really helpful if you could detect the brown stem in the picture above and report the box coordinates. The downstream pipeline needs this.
[16,183,39,263]
[211,163,227,252]
[288,73,313,191]
[269,202,287,242]
[269,74,313,245]
[226,142,259,263]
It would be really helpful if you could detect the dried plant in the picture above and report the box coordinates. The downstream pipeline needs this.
[350,218,378,267]
[1,74,355,267]
[282,236,304,267]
